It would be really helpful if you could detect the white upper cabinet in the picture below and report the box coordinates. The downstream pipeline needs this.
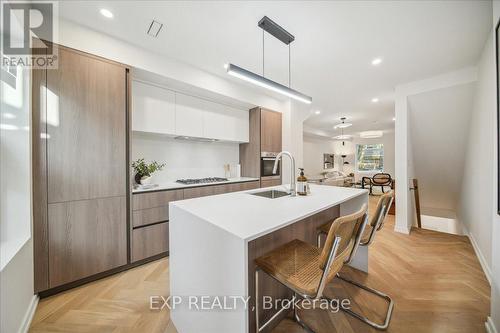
[132,81,249,142]
[204,105,249,142]
[175,93,204,138]
[132,81,175,135]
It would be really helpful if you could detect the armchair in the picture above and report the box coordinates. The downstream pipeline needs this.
[362,173,393,194]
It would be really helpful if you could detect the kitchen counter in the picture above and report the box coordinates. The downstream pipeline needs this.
[132,177,260,193]
[171,184,366,241]
[169,184,368,333]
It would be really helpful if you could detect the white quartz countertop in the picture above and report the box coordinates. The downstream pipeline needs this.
[170,184,368,241]
[132,177,260,194]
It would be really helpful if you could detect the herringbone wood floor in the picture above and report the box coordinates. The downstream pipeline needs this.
[30,196,490,333]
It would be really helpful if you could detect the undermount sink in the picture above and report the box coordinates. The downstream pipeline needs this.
[250,190,290,199]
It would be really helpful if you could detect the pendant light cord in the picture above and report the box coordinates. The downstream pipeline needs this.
[262,27,292,87]
[288,44,291,87]
[262,29,265,77]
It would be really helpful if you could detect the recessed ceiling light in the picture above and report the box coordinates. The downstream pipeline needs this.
[371,98,379,103]
[314,110,321,115]
[392,117,396,121]
[100,9,113,18]
[371,57,383,66]
[223,63,229,69]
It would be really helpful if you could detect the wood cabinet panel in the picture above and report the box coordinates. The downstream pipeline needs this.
[261,178,282,188]
[132,222,169,262]
[227,181,260,192]
[32,63,49,292]
[132,80,176,134]
[48,196,127,287]
[183,186,215,199]
[260,109,282,153]
[132,206,169,228]
[132,189,183,211]
[46,47,126,203]
[212,184,228,195]
[239,108,261,178]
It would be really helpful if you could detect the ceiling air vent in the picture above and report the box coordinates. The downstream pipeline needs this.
[147,20,163,37]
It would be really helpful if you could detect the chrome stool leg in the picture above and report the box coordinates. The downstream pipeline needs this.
[255,269,302,332]
[293,293,316,333]
[336,273,394,330]
[317,231,326,248]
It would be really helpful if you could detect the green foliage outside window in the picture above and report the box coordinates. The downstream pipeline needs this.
[356,144,384,171]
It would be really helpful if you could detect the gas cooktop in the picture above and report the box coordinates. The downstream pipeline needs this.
[176,177,229,185]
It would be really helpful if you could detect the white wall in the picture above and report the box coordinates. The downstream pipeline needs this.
[490,1,500,332]
[0,5,36,332]
[303,131,395,180]
[394,67,478,233]
[282,101,311,185]
[458,37,494,280]
[459,4,500,331]
[410,83,476,212]
[132,134,240,183]
[303,135,337,176]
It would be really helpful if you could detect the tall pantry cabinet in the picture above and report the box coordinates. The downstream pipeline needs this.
[32,43,129,293]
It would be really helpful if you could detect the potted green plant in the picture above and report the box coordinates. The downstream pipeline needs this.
[131,158,166,185]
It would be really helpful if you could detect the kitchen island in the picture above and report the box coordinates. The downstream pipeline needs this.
[169,184,368,333]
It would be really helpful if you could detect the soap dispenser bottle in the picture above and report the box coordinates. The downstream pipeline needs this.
[297,168,308,196]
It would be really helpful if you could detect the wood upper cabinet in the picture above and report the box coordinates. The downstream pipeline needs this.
[132,80,175,135]
[260,109,282,153]
[46,47,127,203]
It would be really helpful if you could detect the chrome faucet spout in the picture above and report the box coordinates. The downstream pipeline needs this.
[273,151,296,196]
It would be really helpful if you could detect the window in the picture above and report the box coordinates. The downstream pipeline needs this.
[356,144,384,172]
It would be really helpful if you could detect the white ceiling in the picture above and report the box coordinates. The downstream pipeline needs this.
[409,82,476,211]
[59,1,492,136]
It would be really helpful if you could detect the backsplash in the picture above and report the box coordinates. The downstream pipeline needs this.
[131,133,240,183]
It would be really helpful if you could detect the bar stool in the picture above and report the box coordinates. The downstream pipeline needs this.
[316,191,394,330]
[254,204,368,333]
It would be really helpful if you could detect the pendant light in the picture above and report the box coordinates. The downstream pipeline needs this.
[226,16,312,104]
[333,117,352,145]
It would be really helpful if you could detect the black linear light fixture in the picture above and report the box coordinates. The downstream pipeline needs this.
[226,16,312,104]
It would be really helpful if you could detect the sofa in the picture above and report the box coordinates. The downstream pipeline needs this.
[321,170,353,187]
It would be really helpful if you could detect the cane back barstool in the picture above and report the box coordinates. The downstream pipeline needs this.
[254,204,368,333]
[316,191,394,330]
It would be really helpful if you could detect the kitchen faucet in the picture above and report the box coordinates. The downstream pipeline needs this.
[273,151,296,196]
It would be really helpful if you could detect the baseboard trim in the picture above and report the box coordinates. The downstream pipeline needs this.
[19,295,38,333]
[486,316,498,333]
[464,228,492,285]
[394,225,410,234]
